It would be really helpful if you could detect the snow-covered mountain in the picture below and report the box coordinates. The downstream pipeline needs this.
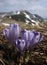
[6,10,44,26]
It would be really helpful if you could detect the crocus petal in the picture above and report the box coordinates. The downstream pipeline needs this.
[3,28,9,38]
[22,29,30,48]
[9,24,14,42]
[28,30,34,42]
[22,29,29,41]
[13,23,20,40]
[20,39,26,51]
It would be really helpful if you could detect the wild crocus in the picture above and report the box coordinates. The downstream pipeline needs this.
[10,23,20,44]
[21,29,35,49]
[22,29,44,50]
[3,28,9,38]
[32,30,44,44]
[3,23,44,51]
[13,23,21,40]
[29,30,44,50]
[9,23,20,39]
[33,32,40,44]
[16,38,26,51]
[3,23,20,44]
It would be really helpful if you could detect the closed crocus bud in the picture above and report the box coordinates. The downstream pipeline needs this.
[28,31,41,51]
[34,32,40,44]
[22,29,35,48]
[3,28,9,38]
[15,39,26,51]
[22,29,29,42]
[22,29,30,48]
[9,23,20,43]
[20,39,26,51]
[30,30,44,50]
[29,31,40,50]
[33,31,44,44]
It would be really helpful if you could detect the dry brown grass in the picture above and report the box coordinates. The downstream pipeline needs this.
[0,18,47,65]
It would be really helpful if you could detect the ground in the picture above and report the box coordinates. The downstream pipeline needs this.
[0,18,47,65]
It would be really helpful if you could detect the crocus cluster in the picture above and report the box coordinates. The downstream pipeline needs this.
[3,23,44,51]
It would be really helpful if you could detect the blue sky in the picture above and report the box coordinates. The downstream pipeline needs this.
[0,0,47,18]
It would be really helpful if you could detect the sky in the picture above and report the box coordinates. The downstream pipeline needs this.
[0,0,47,18]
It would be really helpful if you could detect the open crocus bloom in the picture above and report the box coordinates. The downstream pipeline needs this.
[3,23,44,51]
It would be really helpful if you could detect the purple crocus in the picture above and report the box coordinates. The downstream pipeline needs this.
[9,23,20,39]
[15,39,26,51]
[22,29,44,50]
[13,23,20,40]
[3,23,20,44]
[9,23,20,43]
[3,23,44,51]
[32,30,44,44]
[33,32,40,44]
[21,29,35,49]
[29,30,44,50]
[3,28,9,38]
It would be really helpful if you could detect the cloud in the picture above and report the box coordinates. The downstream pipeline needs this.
[4,0,27,5]
[0,0,47,17]
[0,2,4,7]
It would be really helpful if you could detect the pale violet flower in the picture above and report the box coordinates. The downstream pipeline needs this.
[22,29,35,48]
[15,39,26,51]
[3,23,44,51]
[3,28,9,38]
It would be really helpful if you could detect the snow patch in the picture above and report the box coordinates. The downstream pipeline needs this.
[24,12,31,20]
[2,23,10,26]
[16,11,20,15]
[26,20,30,24]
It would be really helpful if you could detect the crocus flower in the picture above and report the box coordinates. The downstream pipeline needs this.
[21,29,35,48]
[28,30,35,43]
[3,23,44,51]
[22,29,44,50]
[22,29,29,42]
[32,30,44,44]
[3,28,9,38]
[3,23,20,44]
[16,39,26,51]
[10,23,20,39]
[33,32,40,44]
[13,23,20,40]
[30,30,44,50]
